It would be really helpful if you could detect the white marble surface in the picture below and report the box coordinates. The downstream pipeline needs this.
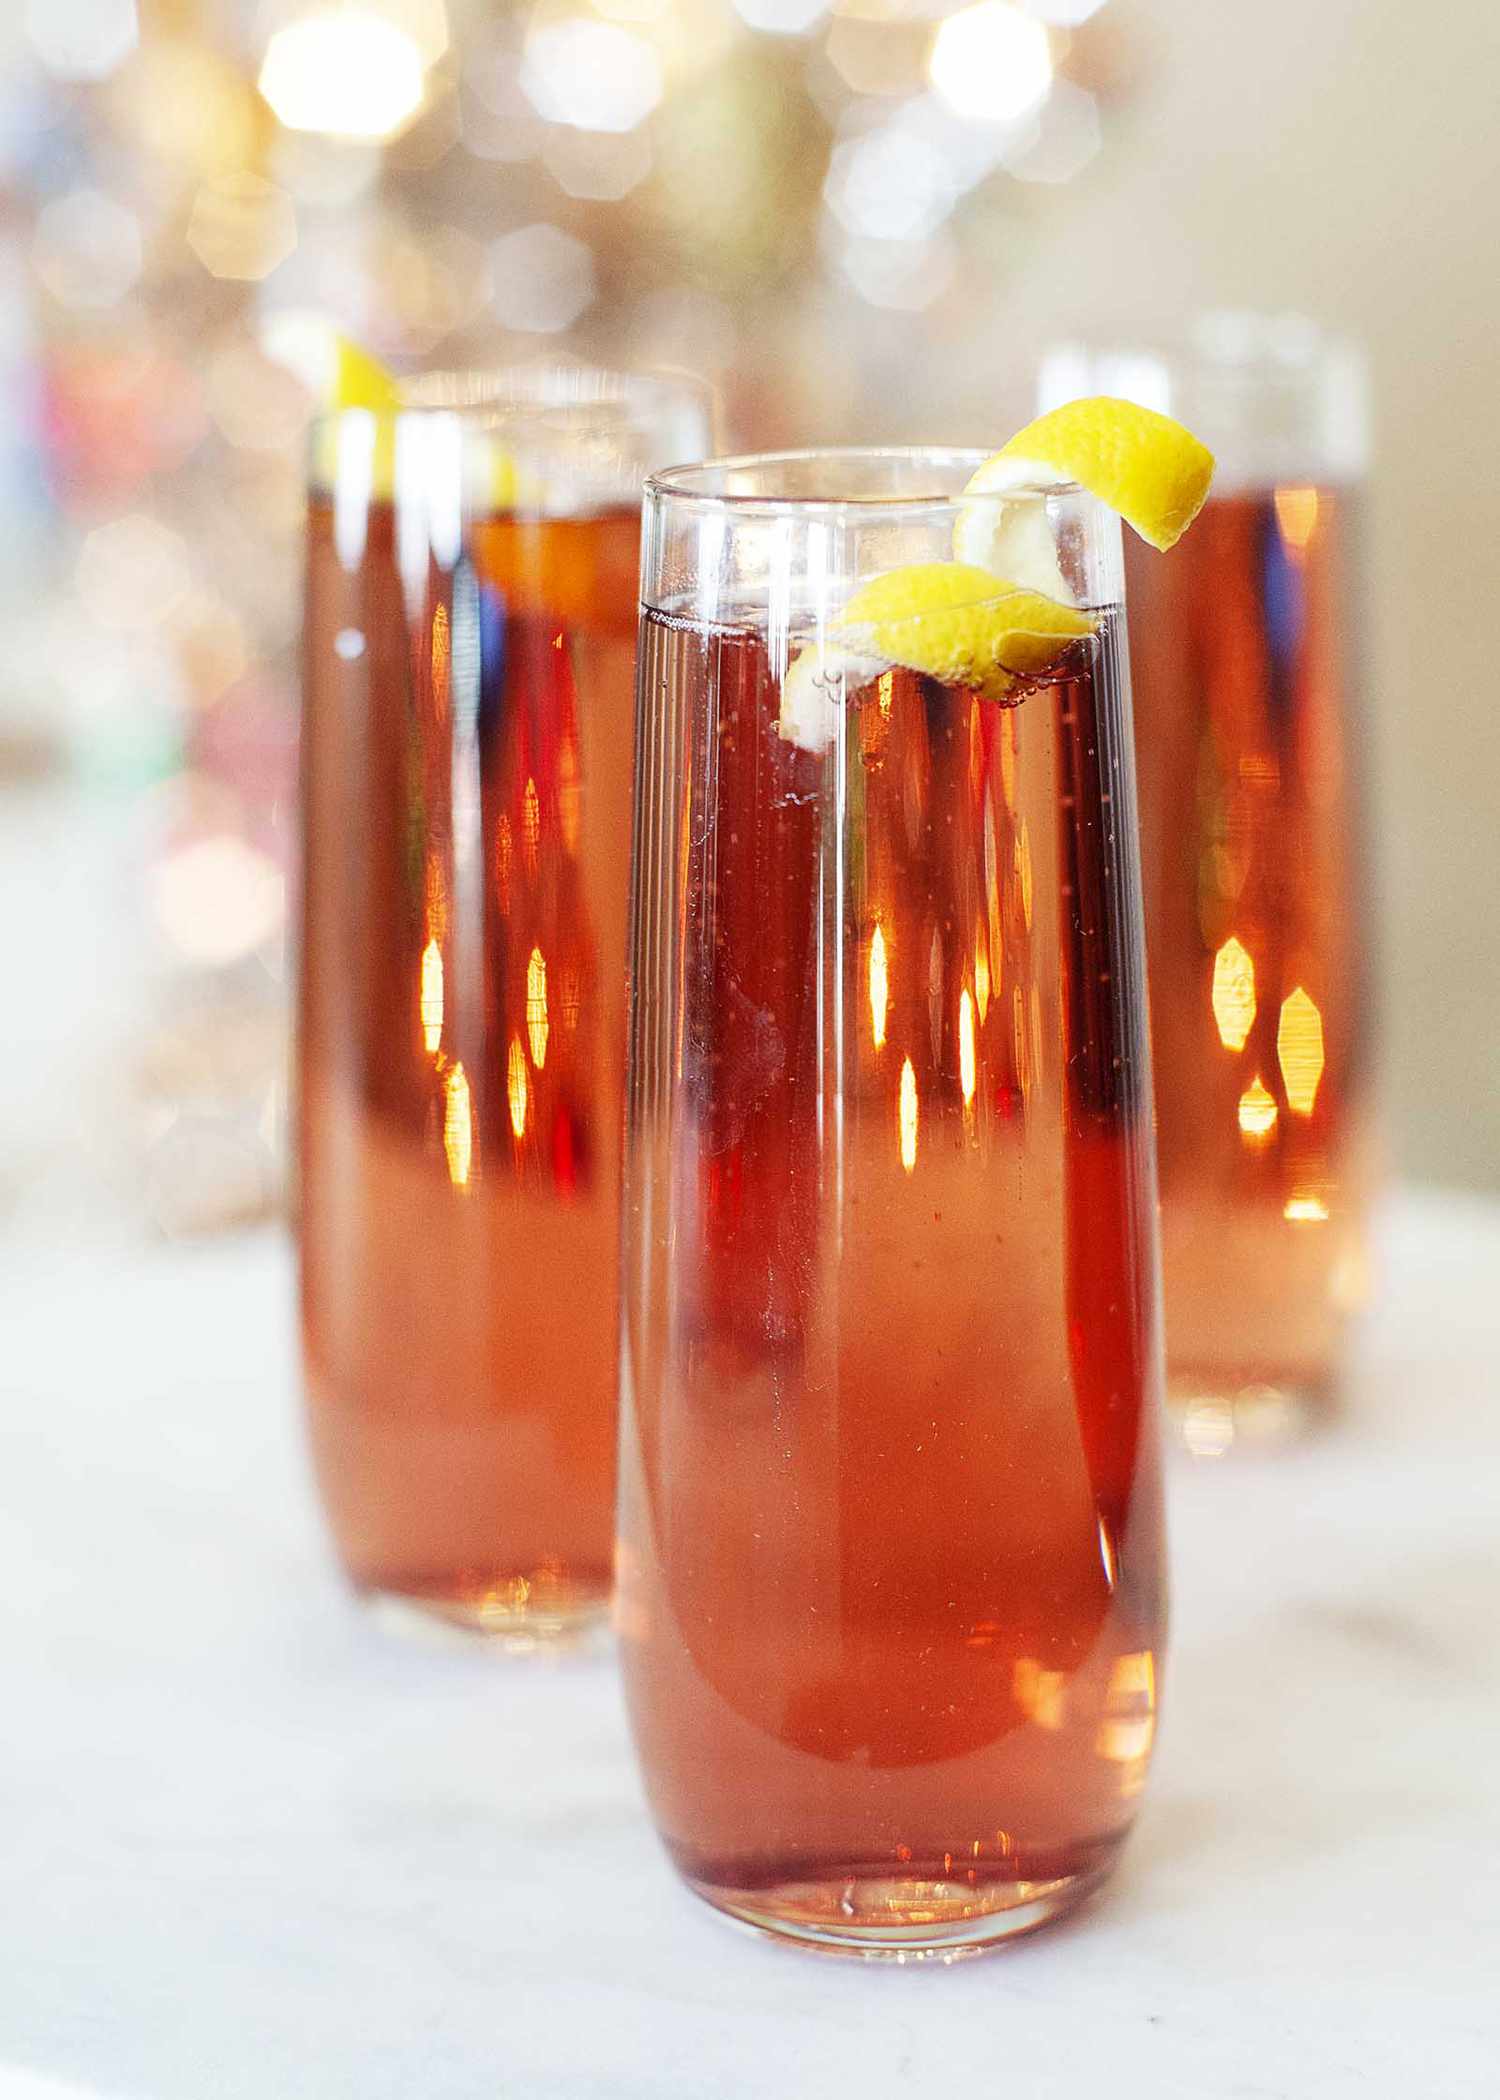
[2,1191,1497,2099]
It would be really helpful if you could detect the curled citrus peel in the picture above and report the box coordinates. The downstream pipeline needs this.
[777,395,1215,749]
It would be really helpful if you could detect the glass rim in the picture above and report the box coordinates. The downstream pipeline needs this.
[309,361,710,433]
[646,447,1086,518]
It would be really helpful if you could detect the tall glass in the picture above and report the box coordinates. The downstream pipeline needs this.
[297,368,707,1641]
[619,451,1167,1956]
[1042,323,1374,1451]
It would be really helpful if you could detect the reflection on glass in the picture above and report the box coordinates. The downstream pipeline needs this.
[619,450,1166,1958]
[298,368,707,1638]
[1043,328,1374,1442]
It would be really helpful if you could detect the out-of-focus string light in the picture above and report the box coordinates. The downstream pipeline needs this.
[543,126,653,202]
[152,835,285,967]
[187,175,298,283]
[489,224,596,333]
[519,19,663,133]
[1018,0,1108,23]
[826,122,957,241]
[77,515,193,633]
[836,229,956,311]
[24,0,139,82]
[1007,79,1101,184]
[928,2,1053,125]
[33,190,142,310]
[732,0,830,36]
[259,9,427,140]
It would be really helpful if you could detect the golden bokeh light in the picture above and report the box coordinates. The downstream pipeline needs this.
[974,931,991,1022]
[430,601,449,713]
[928,2,1052,126]
[959,986,976,1106]
[259,9,427,141]
[507,1035,529,1138]
[420,937,444,1055]
[1273,486,1320,553]
[442,1060,472,1186]
[526,945,549,1069]
[898,1055,918,1173]
[1211,935,1257,1051]
[523,775,541,865]
[1237,1074,1277,1142]
[1278,986,1325,1116]
[1285,1193,1330,1223]
[869,921,889,1049]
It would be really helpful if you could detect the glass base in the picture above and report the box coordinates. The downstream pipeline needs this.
[682,1856,1118,1962]
[1168,1372,1337,1457]
[358,1579,612,1655]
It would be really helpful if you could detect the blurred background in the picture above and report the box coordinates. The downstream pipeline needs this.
[2,0,1496,1255]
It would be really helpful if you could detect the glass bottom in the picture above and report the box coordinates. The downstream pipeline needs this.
[357,1577,612,1654]
[682,1853,1120,1962]
[1168,1371,1338,1457]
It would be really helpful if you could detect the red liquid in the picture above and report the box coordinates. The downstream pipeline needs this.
[1127,488,1373,1439]
[620,607,1166,1947]
[297,498,637,1633]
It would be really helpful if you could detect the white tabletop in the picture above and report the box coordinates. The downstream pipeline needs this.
[2,1189,1497,2099]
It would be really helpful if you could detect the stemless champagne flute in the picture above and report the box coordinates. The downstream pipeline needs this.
[618,449,1167,1956]
[1041,323,1374,1449]
[298,367,707,1642]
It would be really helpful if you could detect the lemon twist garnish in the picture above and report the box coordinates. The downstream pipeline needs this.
[976,396,1215,553]
[837,563,1096,702]
[330,333,404,414]
[778,397,1214,749]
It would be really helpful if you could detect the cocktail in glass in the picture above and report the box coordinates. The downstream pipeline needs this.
[1042,326,1374,1448]
[298,369,707,1640]
[619,450,1167,1954]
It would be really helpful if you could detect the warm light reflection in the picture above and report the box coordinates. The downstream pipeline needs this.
[1278,987,1325,1115]
[507,1035,529,1138]
[523,776,541,865]
[876,669,894,719]
[430,601,449,713]
[1274,486,1320,553]
[1097,1650,1157,1779]
[999,712,1017,810]
[495,815,513,906]
[442,1061,472,1186]
[1237,1074,1277,1142]
[1285,1194,1330,1223]
[959,988,976,1106]
[898,1056,918,1173]
[1013,1657,1067,1731]
[559,728,581,854]
[869,922,889,1049]
[420,938,444,1056]
[424,854,447,943]
[526,946,549,1068]
[1017,822,1033,931]
[1212,935,1257,1050]
[974,932,991,1022]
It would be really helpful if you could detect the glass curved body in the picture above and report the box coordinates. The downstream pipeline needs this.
[1042,327,1375,1450]
[298,370,708,1641]
[620,450,1167,1956]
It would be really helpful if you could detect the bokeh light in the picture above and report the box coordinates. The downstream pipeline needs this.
[928,1,1053,124]
[25,0,139,83]
[489,225,596,333]
[519,19,663,133]
[259,9,428,139]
